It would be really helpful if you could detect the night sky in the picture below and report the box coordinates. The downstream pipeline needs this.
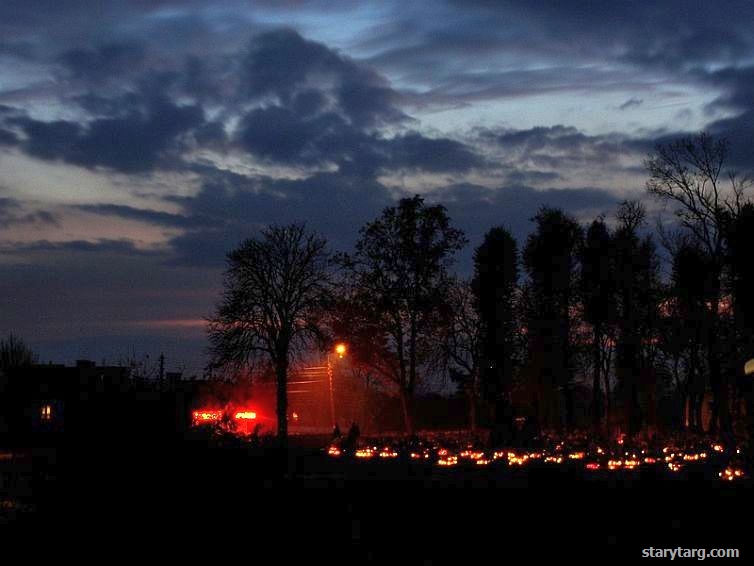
[2,1,754,375]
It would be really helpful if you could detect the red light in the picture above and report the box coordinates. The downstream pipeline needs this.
[192,410,222,426]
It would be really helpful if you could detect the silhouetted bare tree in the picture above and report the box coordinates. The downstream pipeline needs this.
[442,278,483,430]
[473,226,520,441]
[579,217,615,434]
[208,223,333,445]
[612,201,661,436]
[340,196,466,433]
[645,133,749,435]
[0,333,37,373]
[523,207,582,428]
[670,240,715,432]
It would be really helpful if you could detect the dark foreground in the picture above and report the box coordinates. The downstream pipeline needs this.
[2,436,752,561]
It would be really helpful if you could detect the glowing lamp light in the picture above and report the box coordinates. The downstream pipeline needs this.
[234,411,257,420]
[379,448,398,458]
[607,459,623,470]
[335,343,347,358]
[192,410,222,425]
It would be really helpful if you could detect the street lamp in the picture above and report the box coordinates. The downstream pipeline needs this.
[335,342,347,359]
[328,343,347,428]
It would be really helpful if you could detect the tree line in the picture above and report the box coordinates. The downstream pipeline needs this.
[209,133,754,445]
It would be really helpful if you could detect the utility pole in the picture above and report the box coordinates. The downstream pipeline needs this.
[327,353,335,428]
[159,353,165,383]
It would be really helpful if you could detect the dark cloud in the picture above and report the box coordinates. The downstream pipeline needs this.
[167,166,395,267]
[243,29,405,127]
[696,66,754,171]
[236,105,357,165]
[0,128,18,145]
[3,26,481,177]
[387,133,482,172]
[58,43,146,83]
[234,31,481,174]
[504,170,561,185]
[235,29,482,174]
[478,125,654,171]
[10,93,206,172]
[236,101,480,173]
[0,197,58,226]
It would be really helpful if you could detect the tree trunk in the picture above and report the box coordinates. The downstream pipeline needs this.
[400,388,413,435]
[409,313,418,394]
[468,386,477,432]
[592,326,602,434]
[603,352,612,437]
[673,356,683,430]
[712,281,733,436]
[275,357,289,448]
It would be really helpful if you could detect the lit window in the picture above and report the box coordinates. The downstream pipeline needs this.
[41,404,52,421]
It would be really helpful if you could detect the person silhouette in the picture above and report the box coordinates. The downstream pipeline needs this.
[344,421,360,453]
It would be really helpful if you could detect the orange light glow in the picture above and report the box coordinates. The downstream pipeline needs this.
[719,467,745,481]
[437,456,458,467]
[335,343,347,358]
[607,459,622,470]
[234,411,257,420]
[41,404,52,421]
[192,410,222,425]
[328,446,341,457]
